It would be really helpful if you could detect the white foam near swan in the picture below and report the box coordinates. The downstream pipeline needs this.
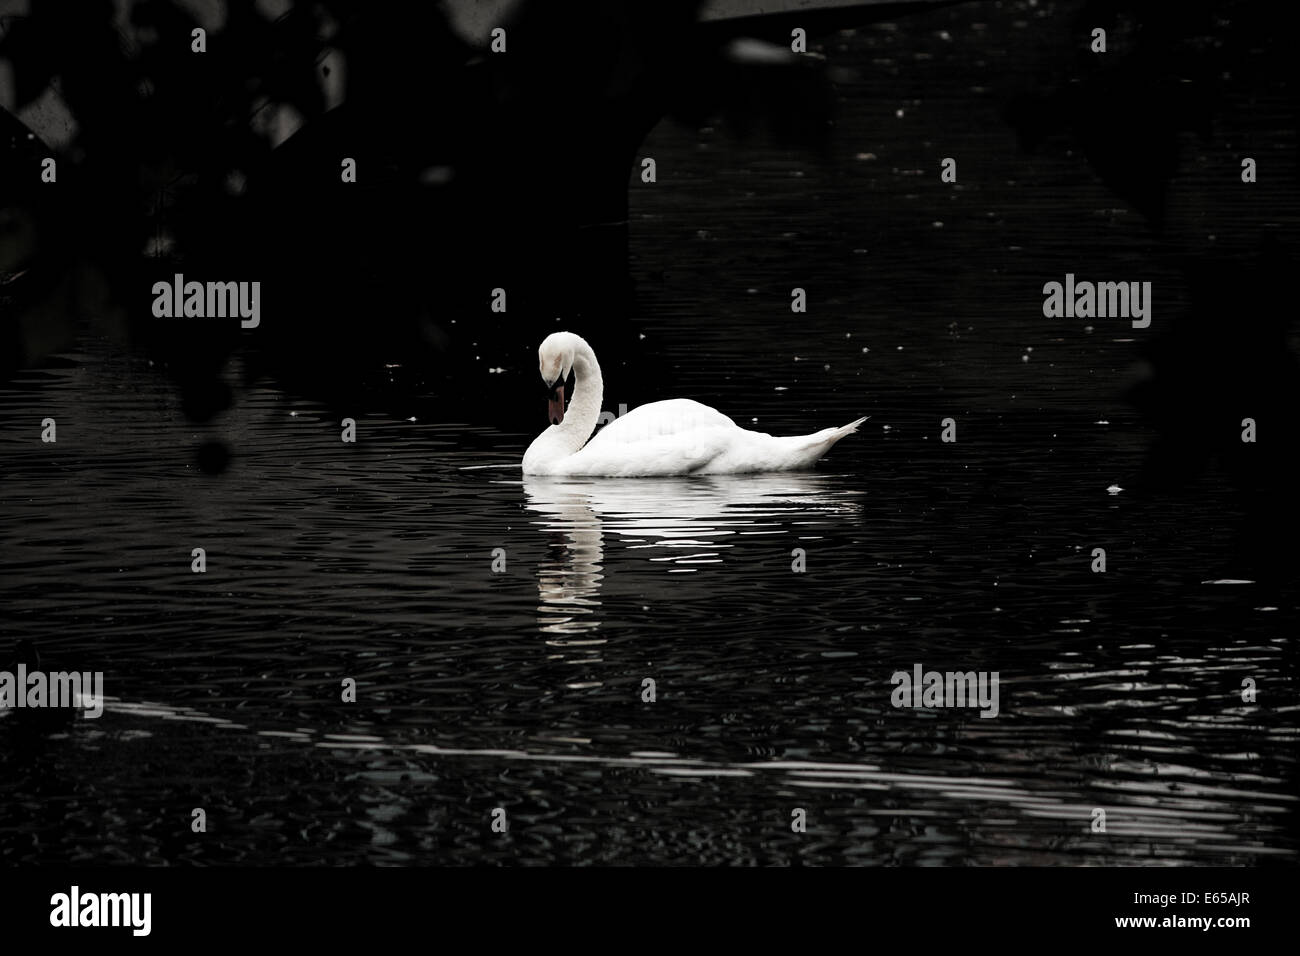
[522,331,867,477]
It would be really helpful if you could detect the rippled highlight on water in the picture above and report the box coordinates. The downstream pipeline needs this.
[2,349,1295,865]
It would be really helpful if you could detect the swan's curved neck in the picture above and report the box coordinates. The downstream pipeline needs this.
[525,341,603,469]
[558,345,603,450]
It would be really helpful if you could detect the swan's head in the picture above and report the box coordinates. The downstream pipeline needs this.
[538,331,584,425]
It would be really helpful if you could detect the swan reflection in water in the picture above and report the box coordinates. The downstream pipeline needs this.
[519,472,864,638]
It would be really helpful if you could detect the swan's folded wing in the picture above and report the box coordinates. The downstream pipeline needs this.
[583,399,740,448]
[569,426,735,477]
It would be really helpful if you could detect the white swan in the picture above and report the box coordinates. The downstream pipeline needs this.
[522,331,866,477]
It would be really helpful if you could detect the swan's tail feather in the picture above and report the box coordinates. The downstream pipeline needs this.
[833,415,869,440]
[810,416,869,447]
[788,415,868,466]
[795,416,868,463]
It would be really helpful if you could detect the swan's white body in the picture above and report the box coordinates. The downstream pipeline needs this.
[522,332,865,477]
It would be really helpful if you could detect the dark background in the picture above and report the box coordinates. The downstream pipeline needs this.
[1,0,1297,866]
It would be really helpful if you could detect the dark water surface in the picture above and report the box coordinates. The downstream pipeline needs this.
[2,1,1297,865]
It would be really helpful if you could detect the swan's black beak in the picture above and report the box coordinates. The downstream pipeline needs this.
[547,382,565,425]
